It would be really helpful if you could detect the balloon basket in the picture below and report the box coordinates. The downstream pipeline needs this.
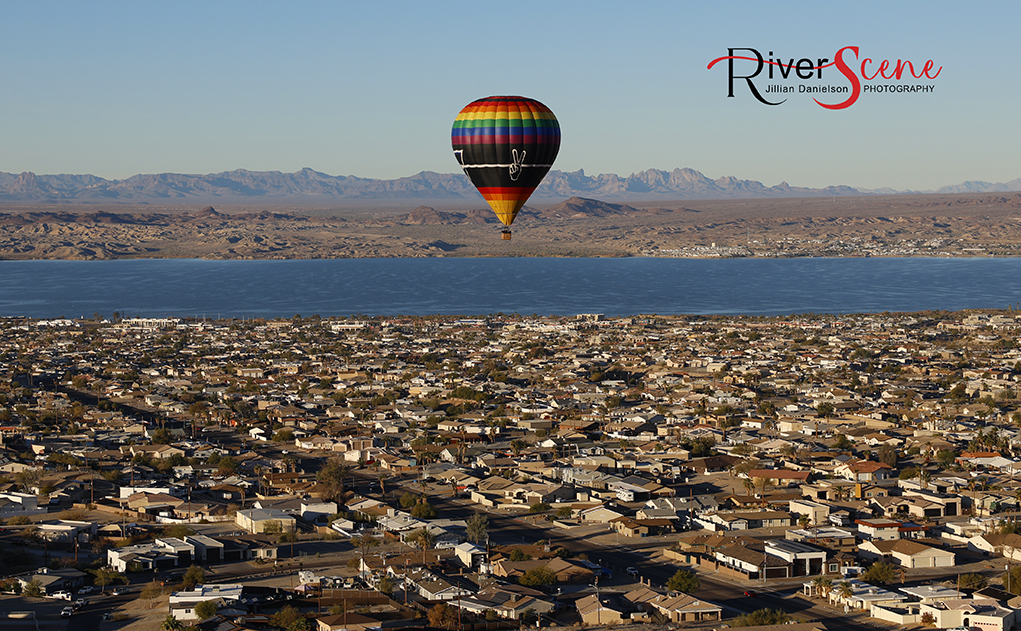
[501,230,512,241]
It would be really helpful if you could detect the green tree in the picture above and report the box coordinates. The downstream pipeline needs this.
[732,609,791,627]
[861,560,897,585]
[399,492,420,509]
[377,576,395,596]
[1003,566,1021,594]
[270,605,304,630]
[899,467,920,480]
[958,573,988,591]
[161,615,185,631]
[92,567,124,593]
[194,599,218,620]
[877,444,898,468]
[509,548,531,561]
[833,434,853,449]
[410,499,437,519]
[529,502,551,513]
[182,565,204,590]
[151,428,172,444]
[518,567,557,587]
[665,569,699,594]
[936,449,957,468]
[142,580,164,607]
[263,520,283,535]
[164,524,195,539]
[22,579,43,598]
[428,602,458,628]
[466,512,489,545]
[316,456,351,502]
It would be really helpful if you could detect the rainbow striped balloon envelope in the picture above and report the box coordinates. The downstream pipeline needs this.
[451,96,561,230]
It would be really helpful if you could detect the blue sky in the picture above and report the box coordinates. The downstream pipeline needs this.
[0,1,1016,191]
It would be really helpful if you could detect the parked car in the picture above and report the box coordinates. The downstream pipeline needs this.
[111,587,129,596]
[626,567,639,577]
[50,591,72,600]
[78,586,94,595]
[744,590,757,597]
[60,607,74,617]
[74,598,89,609]
[102,613,112,621]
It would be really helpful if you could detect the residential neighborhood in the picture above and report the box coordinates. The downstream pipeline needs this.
[2,310,1021,631]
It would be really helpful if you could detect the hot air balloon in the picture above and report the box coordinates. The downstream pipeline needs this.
[451,96,560,240]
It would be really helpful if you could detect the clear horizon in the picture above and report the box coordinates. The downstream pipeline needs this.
[0,1,1014,192]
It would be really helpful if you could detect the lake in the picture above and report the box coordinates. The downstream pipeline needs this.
[1,257,1019,318]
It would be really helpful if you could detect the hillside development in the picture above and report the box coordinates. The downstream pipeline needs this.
[1,310,1021,630]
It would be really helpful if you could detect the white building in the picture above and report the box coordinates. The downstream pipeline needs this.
[169,584,243,621]
[0,492,45,517]
[919,598,1014,631]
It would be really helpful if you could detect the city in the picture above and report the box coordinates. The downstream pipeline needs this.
[0,310,1020,631]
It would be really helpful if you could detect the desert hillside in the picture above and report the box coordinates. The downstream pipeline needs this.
[1,192,1020,260]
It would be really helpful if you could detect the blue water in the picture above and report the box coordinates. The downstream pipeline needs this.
[0,257,1019,318]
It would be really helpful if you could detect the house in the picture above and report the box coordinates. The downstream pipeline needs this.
[455,584,556,621]
[919,598,1014,631]
[828,579,907,611]
[764,539,828,577]
[967,533,1021,561]
[0,492,45,517]
[714,543,791,580]
[749,469,811,486]
[185,534,224,564]
[789,499,830,526]
[410,572,473,601]
[316,613,419,631]
[453,542,486,569]
[643,591,722,622]
[836,460,894,483]
[786,527,857,553]
[235,508,296,534]
[858,539,956,568]
[576,593,627,626]
[702,510,793,531]
[18,568,87,595]
[854,518,903,541]
[493,557,595,584]
[169,584,244,621]
[579,505,626,524]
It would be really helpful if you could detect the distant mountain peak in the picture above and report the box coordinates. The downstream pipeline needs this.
[0,168,1018,204]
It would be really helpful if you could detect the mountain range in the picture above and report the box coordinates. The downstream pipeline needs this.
[2,167,1020,204]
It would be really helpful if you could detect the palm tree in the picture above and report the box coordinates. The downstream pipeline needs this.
[408,528,436,564]
[812,576,833,600]
[836,581,855,604]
